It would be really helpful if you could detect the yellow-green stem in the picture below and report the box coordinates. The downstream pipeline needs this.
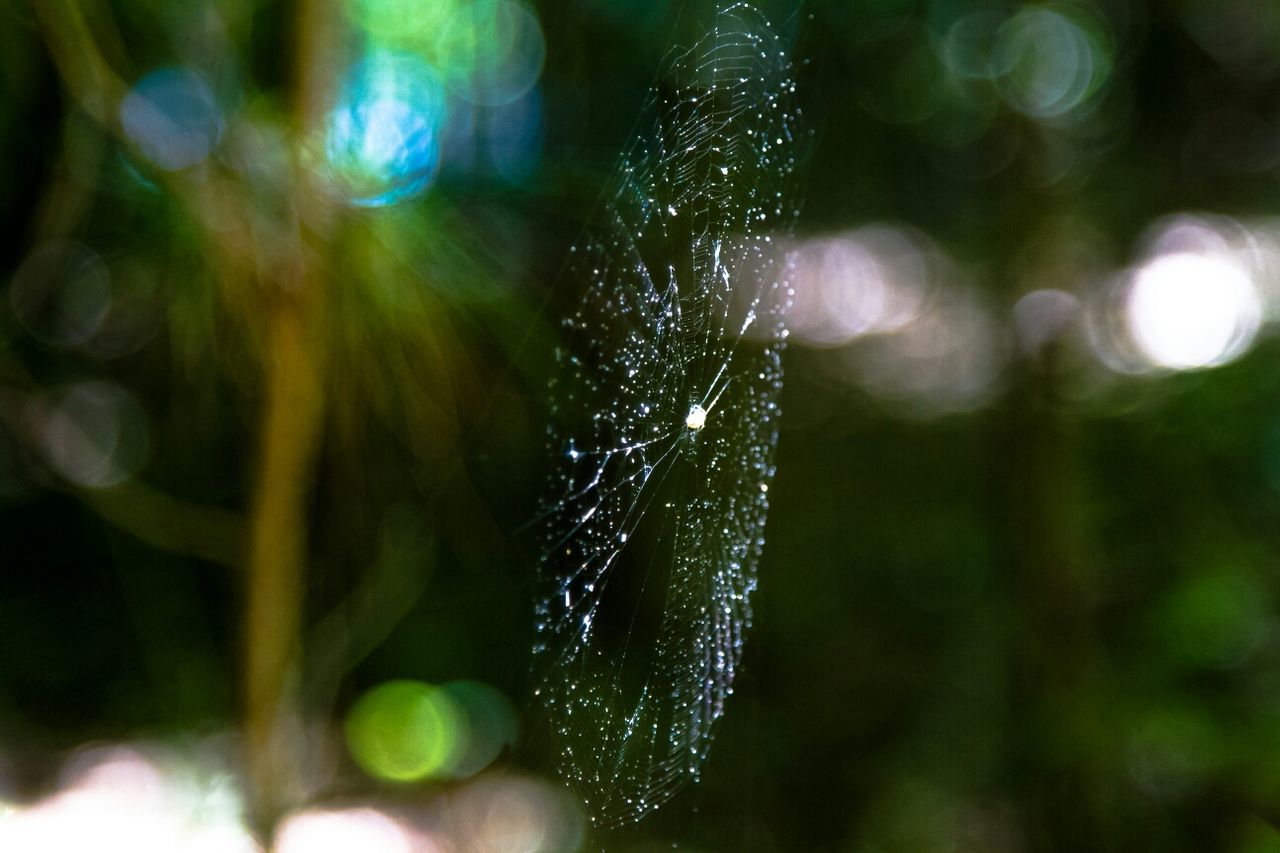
[243,288,324,836]
[242,0,340,836]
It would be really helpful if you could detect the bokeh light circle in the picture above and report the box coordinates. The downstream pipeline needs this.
[1125,252,1260,370]
[10,241,111,348]
[27,382,150,489]
[438,680,518,778]
[325,52,447,207]
[786,228,934,347]
[345,680,462,782]
[120,67,223,171]
[1013,288,1080,355]
[993,6,1112,120]
[0,743,260,853]
[439,0,546,106]
[941,12,1004,81]
[276,808,419,853]
[445,773,585,852]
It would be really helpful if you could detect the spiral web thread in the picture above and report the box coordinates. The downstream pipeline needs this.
[532,2,802,828]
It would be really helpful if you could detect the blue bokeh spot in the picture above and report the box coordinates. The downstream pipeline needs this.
[120,67,223,172]
[325,52,447,207]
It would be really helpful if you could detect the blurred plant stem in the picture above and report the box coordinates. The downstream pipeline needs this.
[240,0,340,837]
[32,1,126,127]
[82,480,246,568]
[243,281,326,835]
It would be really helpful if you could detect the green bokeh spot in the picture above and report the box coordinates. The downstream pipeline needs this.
[1157,568,1266,669]
[345,680,462,782]
[347,0,462,46]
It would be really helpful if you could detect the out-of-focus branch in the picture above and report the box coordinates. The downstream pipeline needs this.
[81,481,245,569]
[33,0,126,126]
[0,348,244,569]
[306,524,434,711]
[293,0,342,137]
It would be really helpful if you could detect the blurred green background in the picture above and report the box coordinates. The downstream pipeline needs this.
[5,0,1280,850]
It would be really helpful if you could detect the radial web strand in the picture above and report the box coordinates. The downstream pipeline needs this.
[532,2,802,828]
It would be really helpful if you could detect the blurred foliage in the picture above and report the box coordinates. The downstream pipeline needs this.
[5,0,1280,850]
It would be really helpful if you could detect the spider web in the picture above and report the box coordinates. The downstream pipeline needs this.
[532,1,802,828]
